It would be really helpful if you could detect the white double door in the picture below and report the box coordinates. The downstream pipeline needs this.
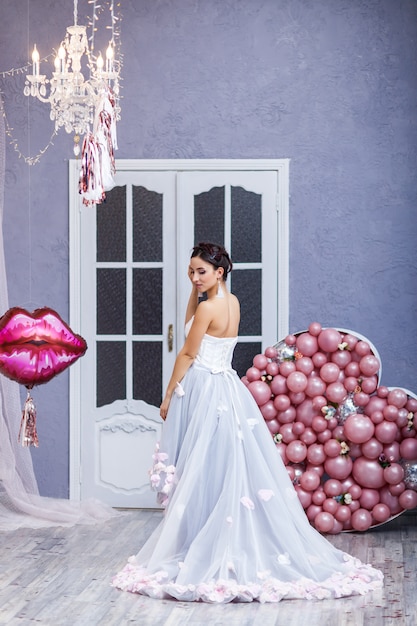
[70,160,289,508]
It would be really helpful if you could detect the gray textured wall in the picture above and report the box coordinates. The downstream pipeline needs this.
[0,0,416,497]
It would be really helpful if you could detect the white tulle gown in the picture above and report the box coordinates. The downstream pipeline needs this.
[112,321,383,603]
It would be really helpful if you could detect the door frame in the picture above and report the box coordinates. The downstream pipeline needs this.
[69,158,290,500]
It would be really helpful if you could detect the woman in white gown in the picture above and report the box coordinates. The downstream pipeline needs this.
[112,243,383,603]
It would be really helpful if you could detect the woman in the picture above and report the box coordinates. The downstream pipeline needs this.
[112,242,383,603]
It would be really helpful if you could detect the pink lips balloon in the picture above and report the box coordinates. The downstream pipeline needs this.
[0,307,87,387]
[246,322,417,533]
[0,307,87,447]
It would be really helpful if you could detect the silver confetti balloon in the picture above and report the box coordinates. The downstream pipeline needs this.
[273,340,296,363]
[337,394,361,425]
[400,459,417,491]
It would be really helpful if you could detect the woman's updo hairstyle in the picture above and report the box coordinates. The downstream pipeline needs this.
[191,242,233,281]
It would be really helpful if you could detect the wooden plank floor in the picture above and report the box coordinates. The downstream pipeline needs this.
[0,509,415,626]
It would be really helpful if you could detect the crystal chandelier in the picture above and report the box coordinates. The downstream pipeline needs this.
[23,0,120,155]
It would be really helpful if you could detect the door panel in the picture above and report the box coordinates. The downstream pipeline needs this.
[70,160,289,507]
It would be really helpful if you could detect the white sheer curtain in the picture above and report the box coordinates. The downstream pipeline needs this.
[0,96,118,530]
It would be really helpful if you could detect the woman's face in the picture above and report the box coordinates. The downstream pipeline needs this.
[189,256,221,294]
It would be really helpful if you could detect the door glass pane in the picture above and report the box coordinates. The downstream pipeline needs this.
[194,186,224,244]
[97,341,126,406]
[133,341,162,405]
[231,186,261,263]
[97,268,126,335]
[231,269,262,335]
[97,186,126,262]
[133,268,162,335]
[233,342,262,379]
[133,186,163,262]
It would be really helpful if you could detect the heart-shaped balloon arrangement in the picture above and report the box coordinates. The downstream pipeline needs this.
[243,322,417,534]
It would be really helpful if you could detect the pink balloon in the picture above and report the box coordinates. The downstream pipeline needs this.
[305,376,326,398]
[349,442,362,458]
[260,400,277,421]
[312,488,326,505]
[294,485,312,508]
[380,486,402,515]
[359,488,380,510]
[342,334,358,351]
[306,504,322,522]
[296,333,318,357]
[312,352,328,368]
[361,437,383,460]
[364,395,387,417]
[370,410,384,425]
[241,375,249,386]
[353,392,370,408]
[264,346,278,359]
[286,440,308,463]
[348,483,362,500]
[266,419,280,434]
[349,500,361,513]
[317,428,332,443]
[396,409,409,429]
[383,404,399,422]
[314,511,335,533]
[374,421,398,444]
[324,455,353,480]
[246,366,261,381]
[354,341,371,357]
[270,374,288,395]
[359,354,380,377]
[352,457,385,489]
[306,443,326,466]
[323,479,342,497]
[383,463,405,485]
[387,388,408,409]
[383,441,401,463]
[300,470,321,492]
[317,328,342,353]
[288,391,305,405]
[308,322,322,336]
[389,481,405,496]
[279,423,297,443]
[296,399,315,425]
[292,421,305,436]
[399,438,417,460]
[285,334,297,346]
[311,415,328,433]
[372,503,391,524]
[335,505,351,522]
[398,489,417,510]
[296,356,314,376]
[329,518,344,535]
[361,376,378,394]
[278,406,297,424]
[248,380,271,406]
[325,382,347,404]
[287,371,308,393]
[351,508,373,531]
[312,395,327,411]
[273,394,291,412]
[344,376,359,393]
[345,361,360,377]
[406,397,417,412]
[253,353,268,370]
[300,427,317,446]
[344,414,375,444]
[279,361,296,377]
[324,439,342,457]
[377,386,389,398]
[266,361,279,376]
[320,363,340,383]
[306,463,324,477]
[331,350,352,369]
[323,498,338,515]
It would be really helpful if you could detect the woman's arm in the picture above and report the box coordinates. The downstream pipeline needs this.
[159,301,213,420]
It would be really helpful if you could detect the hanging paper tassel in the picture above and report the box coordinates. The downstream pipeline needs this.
[18,389,39,447]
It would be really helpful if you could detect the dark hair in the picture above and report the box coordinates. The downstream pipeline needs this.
[191,242,233,281]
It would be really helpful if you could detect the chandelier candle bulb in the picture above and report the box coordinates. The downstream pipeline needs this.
[106,43,114,73]
[32,44,40,77]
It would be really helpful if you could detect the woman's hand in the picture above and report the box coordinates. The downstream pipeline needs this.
[160,395,171,421]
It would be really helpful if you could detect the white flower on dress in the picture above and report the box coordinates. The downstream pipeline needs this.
[174,382,185,397]
[226,516,233,526]
[277,553,291,565]
[257,570,271,580]
[227,561,236,573]
[247,418,259,429]
[258,489,274,502]
[240,496,255,510]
